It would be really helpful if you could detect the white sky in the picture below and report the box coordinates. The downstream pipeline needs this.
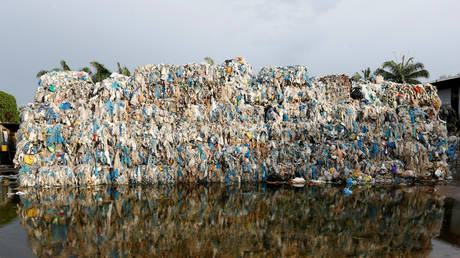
[1,0,459,106]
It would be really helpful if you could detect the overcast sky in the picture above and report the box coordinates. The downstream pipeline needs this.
[1,0,459,106]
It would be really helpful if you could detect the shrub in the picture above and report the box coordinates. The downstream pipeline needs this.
[0,91,20,123]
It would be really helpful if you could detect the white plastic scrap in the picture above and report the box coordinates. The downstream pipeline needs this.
[14,58,451,186]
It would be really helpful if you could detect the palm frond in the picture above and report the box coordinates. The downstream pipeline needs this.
[36,70,48,78]
[406,78,422,84]
[80,67,93,76]
[117,62,123,74]
[117,62,131,76]
[122,67,131,76]
[375,68,397,81]
[204,57,214,65]
[377,56,429,84]
[361,67,372,79]
[409,62,425,72]
[381,61,400,76]
[408,69,430,79]
[90,61,112,82]
[351,72,362,81]
[60,60,71,71]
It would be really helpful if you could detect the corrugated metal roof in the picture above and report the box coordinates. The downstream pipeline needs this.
[430,74,460,84]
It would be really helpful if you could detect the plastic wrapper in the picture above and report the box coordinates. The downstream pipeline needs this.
[14,58,452,186]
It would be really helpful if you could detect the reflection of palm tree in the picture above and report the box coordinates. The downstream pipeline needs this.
[0,186,18,227]
[375,56,430,84]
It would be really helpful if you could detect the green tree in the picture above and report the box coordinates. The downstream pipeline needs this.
[37,60,131,82]
[36,60,92,78]
[0,91,20,123]
[60,60,71,71]
[90,61,112,83]
[117,62,131,76]
[351,67,374,81]
[361,67,372,80]
[79,66,93,77]
[375,56,430,84]
[351,72,362,81]
[204,57,214,65]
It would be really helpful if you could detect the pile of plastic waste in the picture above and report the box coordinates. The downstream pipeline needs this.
[17,184,444,257]
[14,58,452,186]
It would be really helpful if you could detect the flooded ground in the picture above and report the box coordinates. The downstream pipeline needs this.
[1,181,459,257]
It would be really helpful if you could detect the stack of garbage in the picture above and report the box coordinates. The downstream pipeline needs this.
[14,58,452,186]
[17,184,444,257]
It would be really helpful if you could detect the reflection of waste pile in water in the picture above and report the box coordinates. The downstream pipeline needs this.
[18,184,444,257]
[14,58,452,186]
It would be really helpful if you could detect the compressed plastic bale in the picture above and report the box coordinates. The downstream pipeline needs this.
[14,58,452,186]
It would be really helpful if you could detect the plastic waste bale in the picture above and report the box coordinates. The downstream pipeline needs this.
[14,58,451,186]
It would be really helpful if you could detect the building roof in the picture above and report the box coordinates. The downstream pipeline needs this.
[430,74,460,90]
[430,74,460,84]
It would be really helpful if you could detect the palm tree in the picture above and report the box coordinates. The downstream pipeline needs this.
[375,56,430,84]
[79,66,93,77]
[361,67,372,80]
[117,62,131,76]
[351,67,373,81]
[37,60,131,82]
[36,60,70,78]
[351,72,362,81]
[36,60,92,78]
[60,60,71,71]
[204,57,214,65]
[90,61,112,83]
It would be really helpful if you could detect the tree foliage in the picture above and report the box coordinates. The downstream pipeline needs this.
[0,91,20,123]
[36,60,71,78]
[361,67,372,80]
[60,60,71,71]
[37,60,131,83]
[79,67,93,77]
[117,62,131,76]
[351,67,373,81]
[204,57,214,65]
[90,61,112,83]
[375,56,430,84]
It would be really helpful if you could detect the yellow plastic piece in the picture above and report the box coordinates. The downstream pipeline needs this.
[24,154,35,165]
[27,208,38,218]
